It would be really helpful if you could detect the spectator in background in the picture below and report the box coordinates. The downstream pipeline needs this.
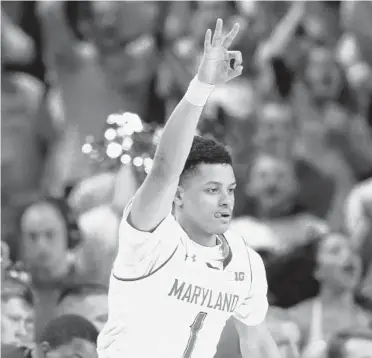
[289,233,371,357]
[54,284,108,332]
[344,178,372,310]
[243,153,328,254]
[253,101,335,220]
[38,315,98,358]
[19,197,81,339]
[234,153,328,307]
[20,197,80,286]
[1,8,60,257]
[326,327,372,358]
[1,276,35,348]
[77,205,119,285]
[20,194,121,337]
[255,1,365,230]
[254,102,295,161]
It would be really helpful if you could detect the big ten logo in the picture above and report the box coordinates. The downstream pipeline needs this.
[234,272,245,281]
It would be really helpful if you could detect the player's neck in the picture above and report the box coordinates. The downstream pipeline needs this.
[189,233,218,247]
[177,217,218,247]
[319,284,354,307]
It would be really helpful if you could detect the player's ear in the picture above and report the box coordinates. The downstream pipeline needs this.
[174,186,184,207]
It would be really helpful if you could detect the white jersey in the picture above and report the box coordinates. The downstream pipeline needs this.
[97,201,268,358]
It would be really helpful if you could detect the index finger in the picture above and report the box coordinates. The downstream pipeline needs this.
[221,23,240,49]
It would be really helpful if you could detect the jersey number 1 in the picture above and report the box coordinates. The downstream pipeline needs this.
[183,312,208,358]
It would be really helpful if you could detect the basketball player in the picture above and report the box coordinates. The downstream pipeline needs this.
[97,19,281,358]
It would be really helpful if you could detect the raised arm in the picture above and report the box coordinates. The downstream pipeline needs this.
[129,18,242,232]
[256,2,306,64]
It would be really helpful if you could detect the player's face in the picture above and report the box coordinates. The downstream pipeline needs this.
[247,155,298,213]
[178,164,236,235]
[56,294,108,332]
[343,338,372,358]
[1,297,35,347]
[45,338,98,358]
[21,203,70,283]
[315,233,362,290]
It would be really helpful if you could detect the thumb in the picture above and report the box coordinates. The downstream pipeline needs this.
[227,65,243,81]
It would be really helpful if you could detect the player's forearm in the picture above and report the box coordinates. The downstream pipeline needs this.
[151,82,211,180]
[239,323,282,358]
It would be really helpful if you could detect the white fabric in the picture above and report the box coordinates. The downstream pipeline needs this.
[98,199,268,358]
[233,249,268,326]
[184,77,215,107]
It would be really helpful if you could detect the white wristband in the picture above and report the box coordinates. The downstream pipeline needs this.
[185,77,215,107]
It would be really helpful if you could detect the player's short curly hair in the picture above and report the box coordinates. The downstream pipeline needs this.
[180,136,232,184]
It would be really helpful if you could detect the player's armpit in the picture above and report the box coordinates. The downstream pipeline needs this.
[234,320,282,358]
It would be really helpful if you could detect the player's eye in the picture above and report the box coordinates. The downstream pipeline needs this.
[206,188,218,194]
[228,187,236,194]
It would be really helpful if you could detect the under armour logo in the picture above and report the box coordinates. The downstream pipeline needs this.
[185,254,196,262]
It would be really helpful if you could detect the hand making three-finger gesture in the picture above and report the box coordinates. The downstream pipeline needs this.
[197,18,243,85]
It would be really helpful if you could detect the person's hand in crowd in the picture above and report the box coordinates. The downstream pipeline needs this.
[345,178,372,241]
[68,172,116,215]
[255,0,307,65]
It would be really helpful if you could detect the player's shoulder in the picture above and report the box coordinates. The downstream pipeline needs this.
[118,196,182,247]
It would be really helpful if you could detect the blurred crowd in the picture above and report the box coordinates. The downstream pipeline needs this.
[2,1,372,358]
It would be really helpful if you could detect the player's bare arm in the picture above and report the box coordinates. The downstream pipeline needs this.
[235,320,283,358]
[129,18,242,232]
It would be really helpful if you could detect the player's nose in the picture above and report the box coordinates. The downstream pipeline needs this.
[218,191,231,207]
